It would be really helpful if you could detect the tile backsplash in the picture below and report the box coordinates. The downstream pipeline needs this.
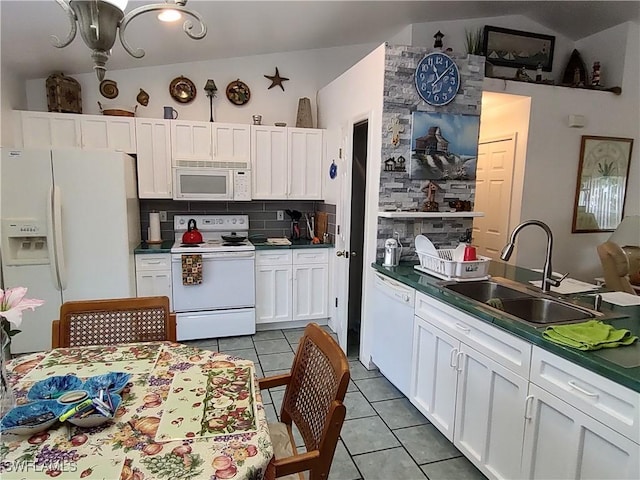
[139,200,336,242]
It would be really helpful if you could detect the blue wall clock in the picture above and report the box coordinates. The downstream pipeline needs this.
[415,52,460,106]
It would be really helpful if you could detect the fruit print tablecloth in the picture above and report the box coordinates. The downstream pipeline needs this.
[1,342,275,480]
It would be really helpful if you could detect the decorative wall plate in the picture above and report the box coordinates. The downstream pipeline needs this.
[99,79,118,99]
[226,79,251,105]
[170,76,197,103]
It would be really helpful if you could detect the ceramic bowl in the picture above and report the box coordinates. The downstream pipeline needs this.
[0,400,65,436]
[27,375,84,401]
[82,372,131,397]
[67,393,122,428]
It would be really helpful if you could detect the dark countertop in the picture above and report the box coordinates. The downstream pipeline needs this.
[134,240,334,254]
[134,240,174,253]
[372,261,640,393]
[253,241,334,250]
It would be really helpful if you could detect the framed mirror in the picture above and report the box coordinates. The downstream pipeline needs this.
[572,135,634,233]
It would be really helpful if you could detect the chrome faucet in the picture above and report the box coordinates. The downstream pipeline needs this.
[500,220,568,292]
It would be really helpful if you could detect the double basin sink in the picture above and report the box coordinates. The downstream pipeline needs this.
[441,277,603,327]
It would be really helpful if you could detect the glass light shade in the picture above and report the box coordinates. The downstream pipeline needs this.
[204,79,217,94]
[609,215,640,247]
[102,0,128,11]
[158,9,182,22]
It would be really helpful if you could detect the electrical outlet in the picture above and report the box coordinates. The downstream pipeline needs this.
[159,211,168,222]
[277,210,284,221]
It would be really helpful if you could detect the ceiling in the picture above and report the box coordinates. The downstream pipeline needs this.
[1,1,638,80]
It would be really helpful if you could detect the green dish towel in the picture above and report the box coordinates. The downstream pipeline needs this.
[543,320,638,351]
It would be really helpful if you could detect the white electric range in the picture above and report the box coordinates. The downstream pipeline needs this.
[171,215,255,340]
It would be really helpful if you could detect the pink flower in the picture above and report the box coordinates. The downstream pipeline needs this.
[0,287,44,329]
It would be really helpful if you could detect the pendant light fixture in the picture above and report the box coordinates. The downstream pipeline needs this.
[51,0,207,81]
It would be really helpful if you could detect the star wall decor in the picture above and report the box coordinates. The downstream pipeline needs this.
[264,67,290,91]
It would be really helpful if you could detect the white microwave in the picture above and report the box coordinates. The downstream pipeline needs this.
[173,168,251,201]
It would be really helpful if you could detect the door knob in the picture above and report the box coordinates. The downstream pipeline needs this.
[350,252,357,257]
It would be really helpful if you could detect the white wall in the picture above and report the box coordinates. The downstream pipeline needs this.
[576,22,630,90]
[24,43,377,127]
[317,44,385,363]
[482,22,639,281]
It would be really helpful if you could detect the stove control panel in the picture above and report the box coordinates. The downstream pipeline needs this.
[174,215,249,232]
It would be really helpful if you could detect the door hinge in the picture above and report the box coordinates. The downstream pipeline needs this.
[335,297,338,308]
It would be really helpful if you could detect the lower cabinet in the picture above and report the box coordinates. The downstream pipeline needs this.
[255,249,328,325]
[411,311,527,480]
[135,254,172,308]
[521,383,639,480]
[409,290,639,480]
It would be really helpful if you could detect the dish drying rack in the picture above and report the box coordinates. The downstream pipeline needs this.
[414,248,491,281]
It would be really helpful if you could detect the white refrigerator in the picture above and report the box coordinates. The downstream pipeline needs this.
[1,148,140,353]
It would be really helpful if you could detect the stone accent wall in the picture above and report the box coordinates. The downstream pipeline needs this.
[378,45,485,261]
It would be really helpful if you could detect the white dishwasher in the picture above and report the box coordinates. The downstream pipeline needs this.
[371,271,416,397]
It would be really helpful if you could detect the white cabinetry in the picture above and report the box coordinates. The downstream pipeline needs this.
[256,251,293,324]
[18,111,135,153]
[292,250,329,321]
[19,111,81,148]
[251,126,323,200]
[212,123,251,165]
[171,120,212,163]
[80,116,136,153]
[521,346,639,480]
[255,249,329,326]
[135,254,172,308]
[411,292,531,480]
[135,119,172,198]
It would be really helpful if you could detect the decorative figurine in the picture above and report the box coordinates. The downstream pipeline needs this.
[591,61,601,86]
[395,155,406,172]
[421,181,441,212]
[136,88,149,106]
[535,63,543,82]
[384,158,396,172]
[387,117,404,147]
[433,31,444,50]
[516,66,533,82]
[204,79,217,122]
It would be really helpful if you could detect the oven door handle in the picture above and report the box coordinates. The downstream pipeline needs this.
[172,252,255,261]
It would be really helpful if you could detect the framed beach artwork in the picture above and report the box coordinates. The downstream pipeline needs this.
[483,26,555,71]
[410,112,480,180]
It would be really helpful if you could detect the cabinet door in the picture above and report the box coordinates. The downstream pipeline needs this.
[293,263,328,320]
[136,272,172,309]
[251,126,288,199]
[212,123,250,165]
[522,383,640,480]
[81,116,136,153]
[454,343,528,480]
[411,315,459,441]
[135,119,172,198]
[255,264,293,324]
[171,120,212,163]
[288,128,323,199]
[21,111,81,148]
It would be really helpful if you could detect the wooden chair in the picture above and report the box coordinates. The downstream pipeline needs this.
[597,241,637,295]
[52,296,177,348]
[258,323,350,480]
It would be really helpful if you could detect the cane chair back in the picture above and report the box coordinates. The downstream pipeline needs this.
[597,241,636,295]
[259,323,350,480]
[52,296,176,348]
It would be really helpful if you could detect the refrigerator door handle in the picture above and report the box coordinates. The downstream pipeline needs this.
[50,185,67,290]
[47,185,60,290]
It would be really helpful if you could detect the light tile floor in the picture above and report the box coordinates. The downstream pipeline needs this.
[184,326,487,480]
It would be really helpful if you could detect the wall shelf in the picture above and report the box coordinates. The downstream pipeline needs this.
[378,211,484,219]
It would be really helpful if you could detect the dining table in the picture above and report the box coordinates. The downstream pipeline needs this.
[0,341,275,480]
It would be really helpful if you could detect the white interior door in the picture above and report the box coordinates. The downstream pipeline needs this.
[473,135,516,259]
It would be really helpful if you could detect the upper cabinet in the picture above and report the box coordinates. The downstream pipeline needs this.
[135,118,172,199]
[171,120,212,164]
[251,125,323,200]
[212,123,251,166]
[17,111,135,153]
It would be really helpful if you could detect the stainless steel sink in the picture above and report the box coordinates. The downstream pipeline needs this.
[499,298,593,324]
[444,281,529,303]
[441,277,600,326]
